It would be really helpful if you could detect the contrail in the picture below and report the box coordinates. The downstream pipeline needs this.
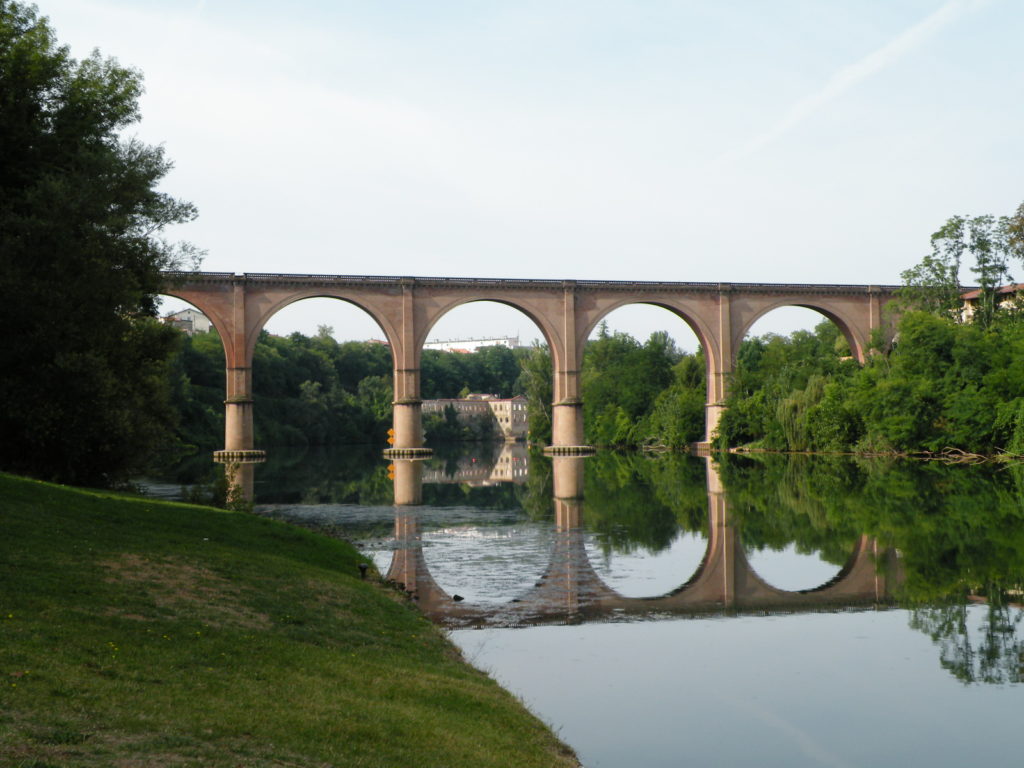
[720,0,990,163]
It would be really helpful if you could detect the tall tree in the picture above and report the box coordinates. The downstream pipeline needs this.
[0,2,201,485]
[899,202,1024,326]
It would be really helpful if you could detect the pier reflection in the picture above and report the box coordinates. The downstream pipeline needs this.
[386,455,902,627]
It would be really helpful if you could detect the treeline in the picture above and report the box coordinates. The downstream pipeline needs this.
[718,313,1024,454]
[168,322,712,455]
[168,328,535,452]
[718,202,1024,455]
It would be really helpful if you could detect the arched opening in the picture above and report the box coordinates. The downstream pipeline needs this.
[743,543,846,593]
[245,296,396,500]
[418,513,558,606]
[581,452,709,598]
[261,295,386,343]
[718,305,862,452]
[419,300,551,451]
[581,303,707,449]
[406,300,554,601]
[571,303,709,596]
[717,303,867,592]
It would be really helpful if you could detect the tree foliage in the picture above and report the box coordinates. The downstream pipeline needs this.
[899,203,1024,326]
[517,343,553,444]
[0,2,201,485]
[718,202,1024,456]
[581,325,705,448]
[167,331,546,451]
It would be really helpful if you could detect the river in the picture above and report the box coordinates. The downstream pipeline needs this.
[149,443,1024,767]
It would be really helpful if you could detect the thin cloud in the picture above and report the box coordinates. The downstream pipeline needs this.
[721,0,990,163]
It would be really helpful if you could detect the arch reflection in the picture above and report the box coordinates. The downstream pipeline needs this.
[385,455,902,627]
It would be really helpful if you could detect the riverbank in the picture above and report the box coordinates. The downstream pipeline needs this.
[0,473,578,767]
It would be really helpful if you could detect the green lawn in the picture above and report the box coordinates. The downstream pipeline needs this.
[0,473,578,767]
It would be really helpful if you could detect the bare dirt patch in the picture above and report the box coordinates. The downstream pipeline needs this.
[100,554,271,630]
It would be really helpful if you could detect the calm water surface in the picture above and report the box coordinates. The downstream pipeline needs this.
[176,444,1024,767]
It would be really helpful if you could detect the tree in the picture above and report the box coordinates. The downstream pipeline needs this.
[517,343,553,443]
[899,202,1024,326]
[0,2,202,485]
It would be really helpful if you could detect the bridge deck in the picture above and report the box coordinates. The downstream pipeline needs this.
[163,271,902,295]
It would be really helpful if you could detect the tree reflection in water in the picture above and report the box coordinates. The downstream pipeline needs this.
[909,598,1024,684]
[719,453,1024,684]
[248,446,1024,685]
[582,451,708,556]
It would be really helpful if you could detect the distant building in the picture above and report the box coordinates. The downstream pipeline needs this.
[960,284,1024,322]
[421,393,529,441]
[164,308,212,336]
[423,336,523,353]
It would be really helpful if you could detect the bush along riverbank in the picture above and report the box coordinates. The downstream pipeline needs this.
[0,473,578,767]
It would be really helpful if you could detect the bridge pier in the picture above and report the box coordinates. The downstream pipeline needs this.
[213,358,265,499]
[386,364,431,458]
[546,400,594,455]
[546,285,595,455]
[223,375,254,453]
[552,455,586,528]
[704,403,726,446]
[386,399,431,458]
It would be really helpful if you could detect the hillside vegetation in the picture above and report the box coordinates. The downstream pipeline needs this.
[0,473,578,767]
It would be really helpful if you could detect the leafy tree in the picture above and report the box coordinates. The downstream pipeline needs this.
[898,227,965,320]
[644,351,706,448]
[581,328,698,447]
[517,343,553,444]
[900,202,1024,326]
[0,2,201,485]
[716,321,855,450]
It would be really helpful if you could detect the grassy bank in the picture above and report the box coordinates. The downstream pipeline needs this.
[0,474,577,767]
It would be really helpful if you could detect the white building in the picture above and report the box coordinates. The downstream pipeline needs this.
[164,308,212,336]
[422,393,529,441]
[422,336,522,353]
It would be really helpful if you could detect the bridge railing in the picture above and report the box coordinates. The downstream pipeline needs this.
[161,271,901,294]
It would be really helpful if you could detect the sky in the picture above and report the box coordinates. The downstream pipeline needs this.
[41,0,1024,348]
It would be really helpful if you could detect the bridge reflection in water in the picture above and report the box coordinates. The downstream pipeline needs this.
[385,456,903,627]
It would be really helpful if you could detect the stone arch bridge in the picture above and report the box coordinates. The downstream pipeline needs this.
[162,271,897,458]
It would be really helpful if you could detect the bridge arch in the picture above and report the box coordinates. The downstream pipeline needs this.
[577,298,717,373]
[158,288,233,364]
[734,299,871,364]
[245,290,400,366]
[575,294,724,443]
[417,296,558,368]
[410,286,588,448]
